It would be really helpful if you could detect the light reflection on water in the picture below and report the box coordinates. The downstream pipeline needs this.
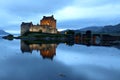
[0,38,120,80]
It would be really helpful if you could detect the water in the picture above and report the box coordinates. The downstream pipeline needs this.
[0,37,120,80]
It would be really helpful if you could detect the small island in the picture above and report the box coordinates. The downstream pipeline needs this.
[2,15,120,46]
[18,15,73,43]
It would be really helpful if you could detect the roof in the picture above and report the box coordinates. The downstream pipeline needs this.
[21,22,33,26]
[42,15,56,20]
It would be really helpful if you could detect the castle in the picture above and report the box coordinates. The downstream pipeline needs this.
[21,15,57,35]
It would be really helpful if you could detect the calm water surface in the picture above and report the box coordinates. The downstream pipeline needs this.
[0,37,120,80]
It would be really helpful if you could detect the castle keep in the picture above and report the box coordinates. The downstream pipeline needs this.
[21,15,57,35]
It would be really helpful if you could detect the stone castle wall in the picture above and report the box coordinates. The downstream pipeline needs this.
[40,18,56,29]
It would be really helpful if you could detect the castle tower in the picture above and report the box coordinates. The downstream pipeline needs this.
[21,22,33,35]
[40,15,56,29]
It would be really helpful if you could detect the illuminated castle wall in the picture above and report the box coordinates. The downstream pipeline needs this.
[21,15,57,35]
[40,15,56,28]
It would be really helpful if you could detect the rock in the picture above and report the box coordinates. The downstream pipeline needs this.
[2,34,14,40]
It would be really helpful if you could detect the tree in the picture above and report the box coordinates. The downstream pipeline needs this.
[65,30,75,35]
[39,30,42,33]
[86,30,92,38]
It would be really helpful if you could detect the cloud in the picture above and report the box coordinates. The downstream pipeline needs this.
[54,4,120,21]
[73,0,120,7]
[0,0,73,30]
[0,0,120,32]
[1,0,73,17]
[57,17,120,30]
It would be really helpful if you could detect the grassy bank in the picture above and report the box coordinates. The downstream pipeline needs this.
[19,32,74,42]
[20,32,67,38]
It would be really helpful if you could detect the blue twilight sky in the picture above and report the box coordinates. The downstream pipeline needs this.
[0,0,120,33]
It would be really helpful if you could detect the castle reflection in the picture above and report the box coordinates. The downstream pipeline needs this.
[21,40,57,60]
[20,34,120,60]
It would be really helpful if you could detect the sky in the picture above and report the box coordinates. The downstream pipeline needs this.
[0,0,120,33]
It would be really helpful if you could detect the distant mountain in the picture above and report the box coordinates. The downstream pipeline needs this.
[100,24,120,33]
[78,24,120,33]
[0,30,9,35]
[75,26,103,33]
[60,27,103,34]
[79,26,103,32]
[60,23,120,34]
